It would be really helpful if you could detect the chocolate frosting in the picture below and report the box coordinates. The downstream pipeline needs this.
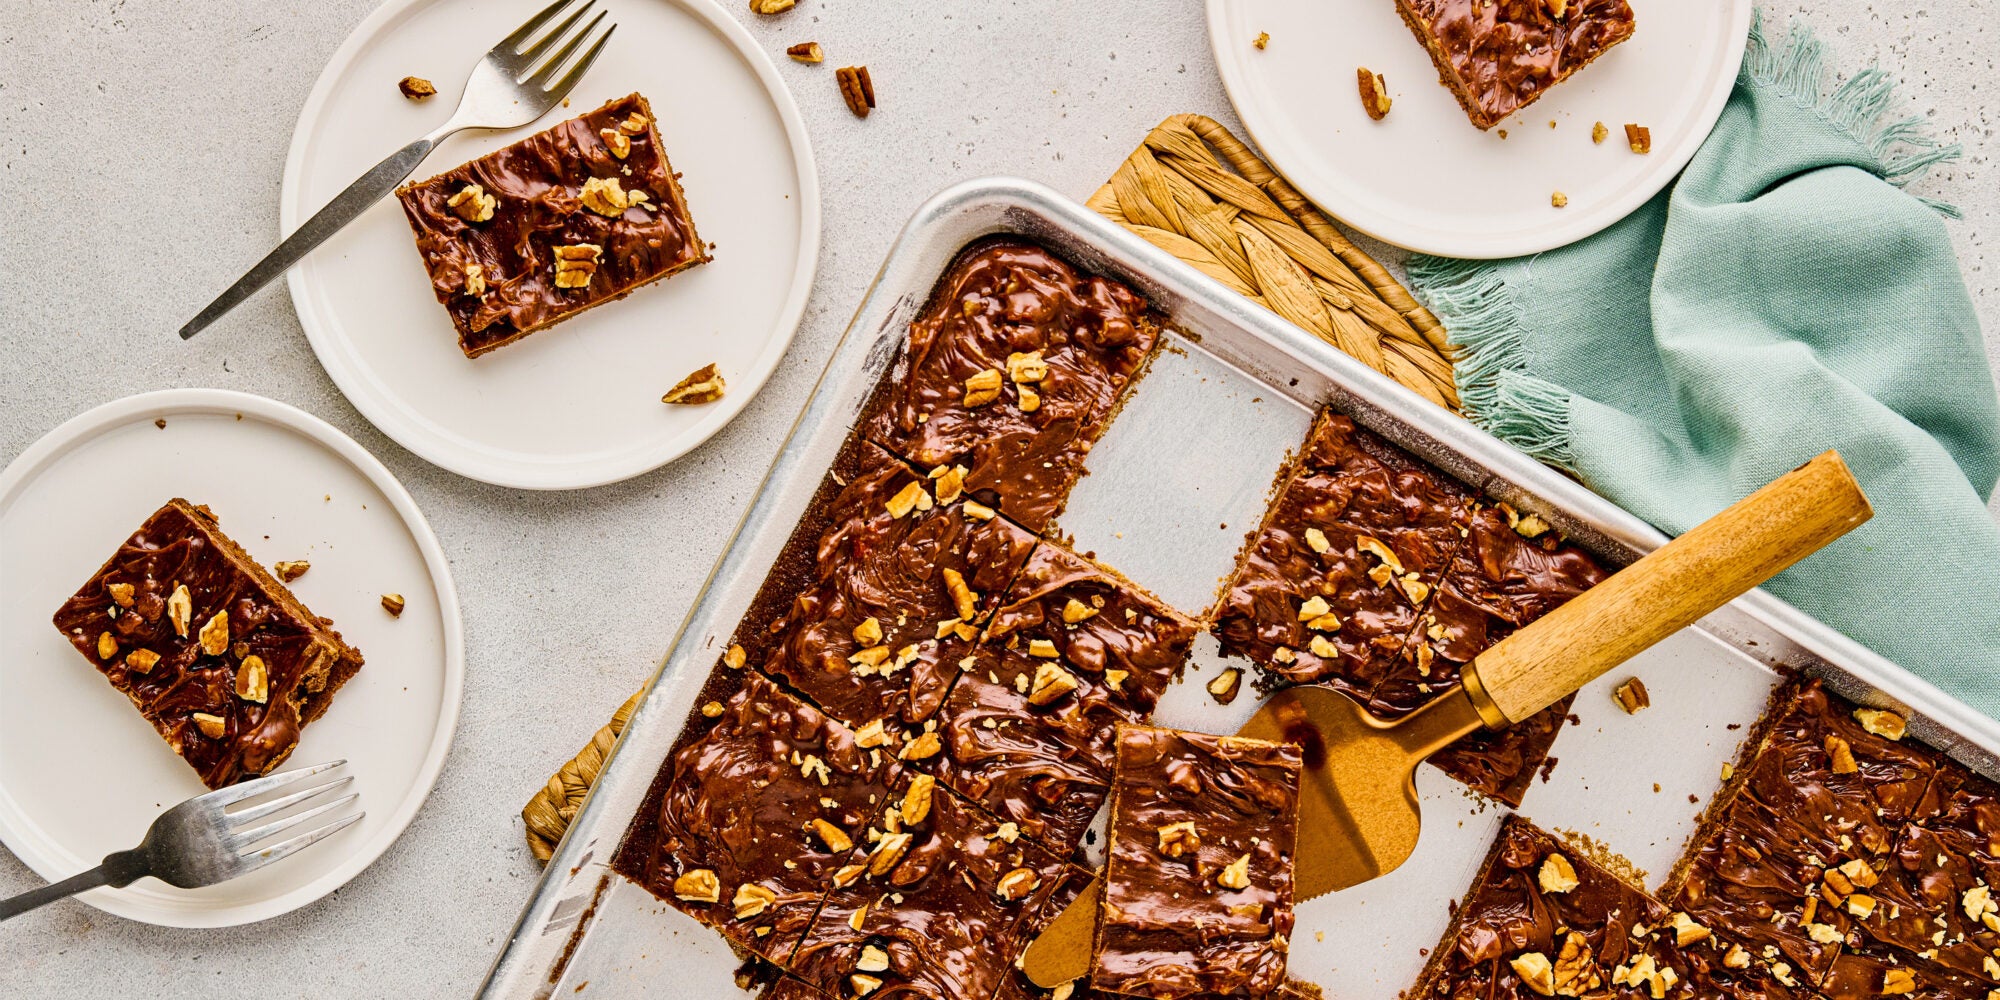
[394,92,707,357]
[51,499,361,788]
[1216,413,1470,695]
[762,443,1038,731]
[1399,0,1636,128]
[1677,680,2000,997]
[1422,818,1795,1000]
[1095,726,1301,1000]
[928,665,1113,855]
[619,672,901,964]
[860,239,1159,532]
[792,778,1067,1000]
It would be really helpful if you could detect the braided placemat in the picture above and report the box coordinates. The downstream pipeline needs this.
[518,115,1462,862]
[1090,114,1458,410]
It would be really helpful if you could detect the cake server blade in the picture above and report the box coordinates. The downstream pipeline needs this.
[1017,450,1872,987]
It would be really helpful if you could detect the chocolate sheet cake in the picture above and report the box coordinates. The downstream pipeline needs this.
[51,498,364,788]
[859,239,1160,533]
[395,92,707,357]
[1093,725,1301,1000]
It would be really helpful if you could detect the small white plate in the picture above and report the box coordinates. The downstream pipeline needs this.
[1208,0,1751,258]
[283,0,820,489]
[0,389,464,927]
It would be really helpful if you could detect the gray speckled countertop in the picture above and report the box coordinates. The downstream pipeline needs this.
[1,0,1994,995]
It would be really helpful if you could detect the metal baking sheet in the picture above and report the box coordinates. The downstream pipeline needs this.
[477,178,2000,1000]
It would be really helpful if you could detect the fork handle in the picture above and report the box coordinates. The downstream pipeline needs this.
[179,135,440,340]
[0,849,148,923]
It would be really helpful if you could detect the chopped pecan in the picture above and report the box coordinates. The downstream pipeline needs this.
[552,243,602,289]
[1356,68,1392,121]
[662,363,727,405]
[448,183,497,223]
[398,76,437,100]
[1625,123,1652,154]
[787,42,824,63]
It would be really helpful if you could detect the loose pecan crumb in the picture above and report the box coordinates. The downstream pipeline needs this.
[836,65,876,118]
[398,76,437,100]
[750,0,795,12]
[1253,31,1270,50]
[274,560,310,582]
[787,42,824,63]
[1551,191,1569,209]
[1625,123,1652,154]
[381,593,406,617]
[662,363,727,405]
[1612,678,1650,714]
[1591,121,1608,144]
[1207,668,1242,704]
[1357,68,1392,121]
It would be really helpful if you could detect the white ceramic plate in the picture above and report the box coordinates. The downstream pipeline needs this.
[0,389,463,927]
[283,0,820,489]
[1208,0,1751,258]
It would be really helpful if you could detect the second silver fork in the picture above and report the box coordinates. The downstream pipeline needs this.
[179,0,618,341]
[0,760,361,922]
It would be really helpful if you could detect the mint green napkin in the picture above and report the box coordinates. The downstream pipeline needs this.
[1408,17,2000,715]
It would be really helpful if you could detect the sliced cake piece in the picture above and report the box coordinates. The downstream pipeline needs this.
[789,777,1070,1000]
[1372,500,1608,805]
[1414,817,1800,1000]
[51,498,364,788]
[859,239,1160,533]
[1094,725,1302,999]
[611,672,901,966]
[395,92,708,357]
[757,442,1038,733]
[1214,411,1472,697]
[1394,0,1637,130]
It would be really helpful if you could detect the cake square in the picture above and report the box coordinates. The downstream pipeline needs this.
[1394,0,1637,130]
[50,499,364,789]
[757,442,1039,732]
[611,672,902,965]
[918,544,1198,854]
[1369,502,1608,805]
[1670,679,1958,993]
[1214,412,1472,697]
[859,239,1160,533]
[1094,725,1302,1000]
[1414,817,1798,1000]
[394,92,708,357]
[789,776,1069,1000]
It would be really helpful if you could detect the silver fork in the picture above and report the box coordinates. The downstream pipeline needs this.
[179,0,618,340]
[0,760,361,922]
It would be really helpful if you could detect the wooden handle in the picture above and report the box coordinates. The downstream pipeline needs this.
[1469,451,1871,725]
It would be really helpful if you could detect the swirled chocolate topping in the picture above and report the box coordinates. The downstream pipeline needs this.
[50,499,363,789]
[394,92,707,357]
[760,442,1038,732]
[614,672,901,965]
[860,239,1160,533]
[1395,0,1636,130]
[791,777,1068,1000]
[1675,679,2000,998]
[1094,725,1301,1000]
[1418,817,1795,1000]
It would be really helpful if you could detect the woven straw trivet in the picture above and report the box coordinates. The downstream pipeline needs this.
[518,114,1461,862]
[522,690,642,862]
[1090,114,1458,410]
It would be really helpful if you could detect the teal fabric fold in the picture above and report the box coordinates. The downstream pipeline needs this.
[1408,15,2000,716]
